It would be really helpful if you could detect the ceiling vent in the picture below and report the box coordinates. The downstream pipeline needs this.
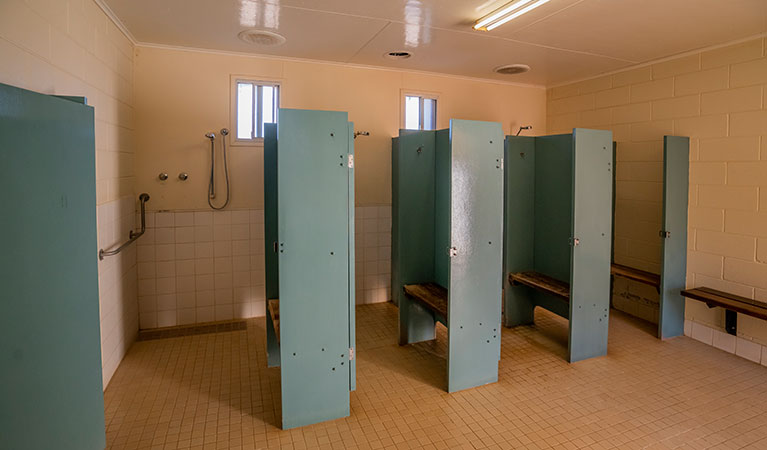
[384,51,413,60]
[238,30,286,46]
[494,64,531,75]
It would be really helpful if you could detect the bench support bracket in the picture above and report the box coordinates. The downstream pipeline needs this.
[725,309,737,336]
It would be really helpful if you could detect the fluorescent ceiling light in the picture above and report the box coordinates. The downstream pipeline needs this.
[474,0,550,31]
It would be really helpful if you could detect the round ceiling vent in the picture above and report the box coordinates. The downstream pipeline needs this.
[384,51,413,60]
[494,64,531,75]
[238,29,286,46]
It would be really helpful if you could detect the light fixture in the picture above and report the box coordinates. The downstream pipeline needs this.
[474,0,550,31]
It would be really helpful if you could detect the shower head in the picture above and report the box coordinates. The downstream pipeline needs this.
[205,132,216,140]
[220,128,229,136]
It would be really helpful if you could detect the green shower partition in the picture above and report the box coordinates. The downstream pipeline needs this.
[503,129,613,363]
[658,136,689,339]
[0,83,105,449]
[392,119,504,393]
[263,109,355,429]
[610,136,689,339]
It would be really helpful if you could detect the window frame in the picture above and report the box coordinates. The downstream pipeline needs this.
[230,76,281,146]
[401,90,439,131]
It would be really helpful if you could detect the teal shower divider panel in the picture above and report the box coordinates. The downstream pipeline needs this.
[503,128,613,363]
[569,129,613,362]
[264,123,280,368]
[0,83,105,449]
[533,135,573,284]
[609,136,689,339]
[392,120,504,393]
[392,130,439,344]
[503,136,536,327]
[347,121,356,391]
[446,120,504,392]
[659,136,689,339]
[433,129,451,290]
[264,109,355,429]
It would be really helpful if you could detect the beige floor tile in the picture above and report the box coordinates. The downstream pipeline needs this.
[105,304,767,449]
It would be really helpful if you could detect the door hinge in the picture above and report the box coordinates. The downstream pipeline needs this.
[569,237,580,247]
[349,347,355,360]
[347,154,354,168]
[500,158,504,170]
[272,241,278,253]
[659,230,671,238]
[448,247,458,257]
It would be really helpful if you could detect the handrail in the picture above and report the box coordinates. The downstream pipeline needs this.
[99,193,150,260]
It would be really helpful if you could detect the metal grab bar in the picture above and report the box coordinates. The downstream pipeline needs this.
[99,193,150,260]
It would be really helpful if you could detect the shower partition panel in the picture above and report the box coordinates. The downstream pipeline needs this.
[392,120,504,393]
[0,83,105,449]
[263,108,355,429]
[659,136,690,339]
[610,136,689,339]
[504,129,613,363]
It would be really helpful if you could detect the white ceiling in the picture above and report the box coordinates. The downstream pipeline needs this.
[103,0,767,86]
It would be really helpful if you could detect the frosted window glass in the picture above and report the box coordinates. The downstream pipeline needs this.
[423,98,436,130]
[405,96,420,130]
[237,83,254,139]
[261,86,275,137]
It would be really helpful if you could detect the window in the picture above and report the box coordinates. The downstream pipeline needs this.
[403,94,437,130]
[234,80,280,141]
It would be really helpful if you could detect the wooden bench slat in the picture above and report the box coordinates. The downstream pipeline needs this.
[268,299,280,342]
[509,271,570,301]
[611,263,661,289]
[681,287,767,321]
[403,283,448,318]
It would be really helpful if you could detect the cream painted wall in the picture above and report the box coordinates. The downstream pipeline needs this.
[547,37,767,347]
[0,0,136,387]
[133,46,546,211]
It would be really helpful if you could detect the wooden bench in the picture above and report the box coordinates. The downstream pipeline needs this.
[268,299,280,342]
[403,283,448,319]
[509,271,570,301]
[610,264,661,290]
[681,288,767,322]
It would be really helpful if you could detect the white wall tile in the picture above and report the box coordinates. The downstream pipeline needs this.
[175,212,194,227]
[691,320,714,345]
[177,308,196,325]
[157,294,176,311]
[175,227,195,243]
[135,207,387,328]
[712,329,737,353]
[156,261,175,278]
[140,312,157,329]
[195,242,213,258]
[736,337,762,363]
[157,310,176,327]
[155,212,174,228]
[214,241,232,257]
[176,260,195,277]
[197,290,215,307]
[194,211,213,226]
[155,227,174,244]
[155,244,175,261]
[196,306,214,322]
[176,243,195,260]
[232,210,249,224]
[194,225,213,242]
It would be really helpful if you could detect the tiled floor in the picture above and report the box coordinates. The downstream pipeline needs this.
[104,304,767,449]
